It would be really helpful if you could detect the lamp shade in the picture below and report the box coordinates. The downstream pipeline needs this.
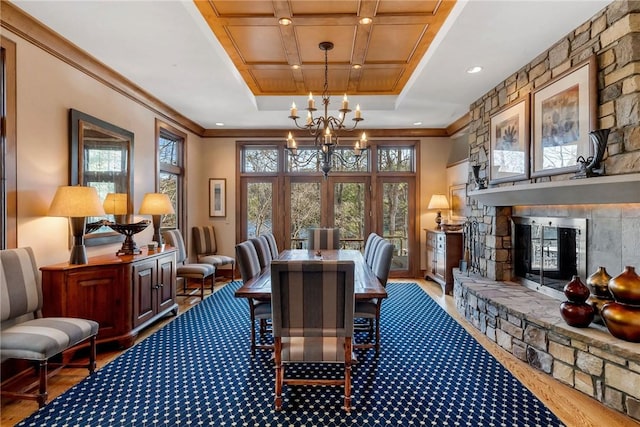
[48,186,106,217]
[139,193,175,215]
[103,193,128,215]
[428,194,449,210]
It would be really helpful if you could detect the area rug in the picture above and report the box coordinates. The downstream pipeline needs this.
[18,282,562,426]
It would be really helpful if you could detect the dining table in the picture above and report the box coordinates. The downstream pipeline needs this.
[234,249,387,302]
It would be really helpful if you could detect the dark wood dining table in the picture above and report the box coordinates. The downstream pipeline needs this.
[234,249,387,301]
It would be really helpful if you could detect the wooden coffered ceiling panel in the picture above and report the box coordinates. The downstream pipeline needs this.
[193,0,456,96]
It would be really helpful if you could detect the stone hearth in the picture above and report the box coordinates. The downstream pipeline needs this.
[453,270,640,422]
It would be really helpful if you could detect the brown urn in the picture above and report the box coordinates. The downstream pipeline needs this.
[586,266,613,325]
[608,266,640,304]
[560,275,594,328]
[601,302,640,343]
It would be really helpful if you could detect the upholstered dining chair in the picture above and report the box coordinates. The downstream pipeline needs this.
[271,259,355,412]
[363,233,384,268]
[307,227,340,250]
[192,225,235,280]
[163,229,216,301]
[235,240,272,353]
[261,232,279,259]
[249,235,272,271]
[354,240,394,351]
[0,247,99,407]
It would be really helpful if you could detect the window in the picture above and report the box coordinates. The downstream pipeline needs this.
[156,120,186,232]
[238,141,418,277]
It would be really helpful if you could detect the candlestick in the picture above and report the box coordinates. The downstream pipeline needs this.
[355,104,361,119]
[308,92,315,109]
[342,94,348,110]
[290,102,297,117]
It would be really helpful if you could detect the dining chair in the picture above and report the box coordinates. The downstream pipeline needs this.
[249,235,272,271]
[307,227,340,250]
[163,229,216,301]
[271,259,355,412]
[354,240,394,351]
[261,232,279,259]
[363,232,384,267]
[0,247,99,407]
[235,241,272,353]
[192,225,235,280]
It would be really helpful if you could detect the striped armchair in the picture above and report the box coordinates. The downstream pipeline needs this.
[271,259,355,412]
[0,247,98,407]
[307,227,340,250]
[192,226,235,280]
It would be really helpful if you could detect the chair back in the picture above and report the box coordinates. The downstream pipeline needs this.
[235,241,262,282]
[262,233,279,259]
[271,260,354,340]
[363,233,381,265]
[0,247,42,327]
[192,226,218,256]
[371,241,394,287]
[162,229,187,264]
[365,234,384,268]
[307,228,340,250]
[249,236,272,270]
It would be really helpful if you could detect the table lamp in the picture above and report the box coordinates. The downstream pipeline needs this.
[139,193,175,245]
[48,185,106,264]
[428,194,449,229]
[103,193,128,224]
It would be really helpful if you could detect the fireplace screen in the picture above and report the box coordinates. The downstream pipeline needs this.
[512,216,587,299]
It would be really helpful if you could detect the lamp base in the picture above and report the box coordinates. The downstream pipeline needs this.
[435,211,443,229]
[69,244,88,264]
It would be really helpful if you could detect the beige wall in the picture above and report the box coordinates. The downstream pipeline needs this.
[8,29,204,267]
[7,26,454,274]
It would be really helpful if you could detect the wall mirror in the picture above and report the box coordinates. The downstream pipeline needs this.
[70,109,134,246]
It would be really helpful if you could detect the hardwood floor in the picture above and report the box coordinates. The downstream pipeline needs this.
[1,279,638,426]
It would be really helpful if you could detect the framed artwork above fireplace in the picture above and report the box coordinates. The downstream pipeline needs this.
[489,96,530,184]
[531,56,597,178]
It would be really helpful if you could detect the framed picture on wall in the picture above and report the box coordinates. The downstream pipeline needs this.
[449,183,467,221]
[209,178,226,217]
[531,56,597,177]
[489,96,530,184]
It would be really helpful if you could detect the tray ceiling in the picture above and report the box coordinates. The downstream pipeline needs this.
[194,0,456,96]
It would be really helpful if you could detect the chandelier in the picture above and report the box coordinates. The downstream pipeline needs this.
[286,41,368,178]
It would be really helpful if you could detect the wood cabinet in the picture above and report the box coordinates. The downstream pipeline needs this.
[425,229,463,295]
[41,247,178,349]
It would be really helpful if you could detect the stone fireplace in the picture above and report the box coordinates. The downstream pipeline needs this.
[456,1,640,421]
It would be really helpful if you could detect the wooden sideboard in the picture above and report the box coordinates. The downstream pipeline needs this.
[425,229,463,295]
[41,247,178,349]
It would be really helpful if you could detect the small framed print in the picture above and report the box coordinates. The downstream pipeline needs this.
[489,96,530,184]
[449,183,467,221]
[531,56,597,177]
[209,178,226,217]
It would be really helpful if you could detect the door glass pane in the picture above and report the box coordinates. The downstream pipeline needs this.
[334,182,365,250]
[247,182,273,238]
[382,182,409,271]
[290,182,320,248]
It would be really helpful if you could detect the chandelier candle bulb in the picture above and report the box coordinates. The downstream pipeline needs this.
[308,93,315,110]
[290,102,297,118]
[306,112,312,125]
[355,104,361,120]
[342,94,349,110]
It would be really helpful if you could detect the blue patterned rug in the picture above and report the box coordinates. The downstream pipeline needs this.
[18,282,562,426]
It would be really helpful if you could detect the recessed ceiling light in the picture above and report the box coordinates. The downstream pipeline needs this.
[215,122,225,127]
[278,17,292,26]
[352,64,362,69]
[359,17,372,25]
[413,121,423,126]
[291,64,300,70]
[467,66,483,74]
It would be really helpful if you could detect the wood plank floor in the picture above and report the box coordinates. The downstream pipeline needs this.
[1,279,638,426]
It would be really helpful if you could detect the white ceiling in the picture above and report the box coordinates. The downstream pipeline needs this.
[10,0,612,131]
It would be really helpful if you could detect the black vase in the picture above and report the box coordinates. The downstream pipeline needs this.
[575,129,609,178]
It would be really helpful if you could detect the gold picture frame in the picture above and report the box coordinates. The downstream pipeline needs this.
[489,96,530,184]
[209,178,226,217]
[532,56,597,177]
[449,183,467,221]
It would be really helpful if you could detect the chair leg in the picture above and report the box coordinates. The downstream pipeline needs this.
[89,335,97,373]
[274,339,283,411]
[344,338,352,412]
[200,277,205,300]
[248,300,256,354]
[37,359,48,407]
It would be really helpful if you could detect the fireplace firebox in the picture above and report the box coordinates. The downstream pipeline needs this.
[511,216,587,299]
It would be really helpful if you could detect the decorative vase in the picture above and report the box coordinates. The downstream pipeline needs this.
[574,129,609,178]
[586,266,613,325]
[607,266,640,305]
[601,265,640,342]
[560,275,594,327]
[600,302,640,342]
[472,164,486,190]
